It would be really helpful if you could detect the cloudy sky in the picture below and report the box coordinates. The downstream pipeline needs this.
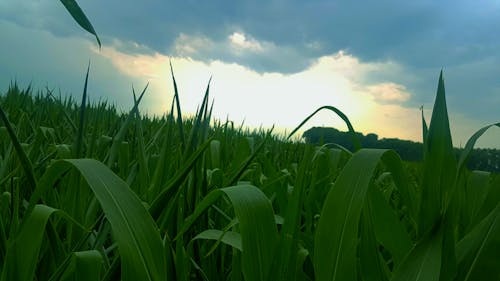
[1,0,499,148]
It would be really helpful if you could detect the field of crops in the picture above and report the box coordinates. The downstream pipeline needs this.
[0,68,499,281]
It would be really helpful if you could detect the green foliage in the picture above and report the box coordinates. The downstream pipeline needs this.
[60,0,101,47]
[0,69,499,281]
[303,127,500,172]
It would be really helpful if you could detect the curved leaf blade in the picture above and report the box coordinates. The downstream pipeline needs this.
[47,159,167,281]
[60,0,101,47]
[314,149,389,281]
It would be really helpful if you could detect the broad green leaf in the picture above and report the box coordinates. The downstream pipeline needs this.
[359,209,390,281]
[193,229,242,251]
[41,159,167,281]
[464,171,490,230]
[59,250,103,281]
[1,205,57,281]
[314,149,395,281]
[456,204,500,281]
[418,71,456,237]
[175,185,278,281]
[222,185,279,281]
[391,226,444,281]
[60,0,101,47]
[475,175,500,225]
[367,183,412,266]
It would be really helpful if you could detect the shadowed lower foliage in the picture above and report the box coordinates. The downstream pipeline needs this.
[0,71,499,280]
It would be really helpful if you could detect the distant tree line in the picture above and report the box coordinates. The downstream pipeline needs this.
[302,127,500,173]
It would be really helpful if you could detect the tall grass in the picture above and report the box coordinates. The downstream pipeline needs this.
[0,68,499,281]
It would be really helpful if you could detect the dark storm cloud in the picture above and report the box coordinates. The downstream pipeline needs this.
[0,20,151,113]
[2,0,499,72]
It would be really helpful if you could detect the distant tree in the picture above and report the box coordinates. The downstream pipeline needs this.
[303,126,500,172]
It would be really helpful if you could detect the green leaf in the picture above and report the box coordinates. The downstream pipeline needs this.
[288,105,361,151]
[391,226,444,281]
[367,183,412,266]
[359,208,390,281]
[0,103,37,190]
[418,71,456,237]
[60,250,103,281]
[149,137,213,220]
[169,62,186,151]
[193,229,242,251]
[421,105,428,146]
[1,205,57,281]
[41,159,167,281]
[221,185,279,281]
[457,123,500,173]
[60,0,101,47]
[314,149,397,281]
[175,185,278,281]
[74,62,90,158]
[132,87,150,195]
[464,171,491,230]
[106,84,148,167]
[456,204,500,281]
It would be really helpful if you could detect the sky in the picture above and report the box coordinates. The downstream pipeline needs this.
[1,0,499,148]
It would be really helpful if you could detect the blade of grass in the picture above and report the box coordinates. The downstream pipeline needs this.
[170,61,186,151]
[0,103,37,190]
[59,0,101,47]
[457,123,500,174]
[74,62,90,158]
[149,137,213,220]
[106,83,148,167]
[132,87,150,193]
[287,105,361,151]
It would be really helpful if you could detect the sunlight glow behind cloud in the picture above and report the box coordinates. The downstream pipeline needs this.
[93,40,424,141]
[1,17,498,148]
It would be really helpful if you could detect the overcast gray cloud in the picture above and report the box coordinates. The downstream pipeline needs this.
[2,0,499,72]
[0,0,499,147]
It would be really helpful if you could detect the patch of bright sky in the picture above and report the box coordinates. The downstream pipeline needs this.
[96,36,424,142]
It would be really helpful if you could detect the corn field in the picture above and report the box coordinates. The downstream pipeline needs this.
[0,66,499,280]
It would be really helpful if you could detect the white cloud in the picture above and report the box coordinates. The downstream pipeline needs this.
[173,33,214,56]
[366,82,411,103]
[228,32,264,53]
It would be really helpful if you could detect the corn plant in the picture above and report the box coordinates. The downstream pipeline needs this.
[0,68,499,281]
